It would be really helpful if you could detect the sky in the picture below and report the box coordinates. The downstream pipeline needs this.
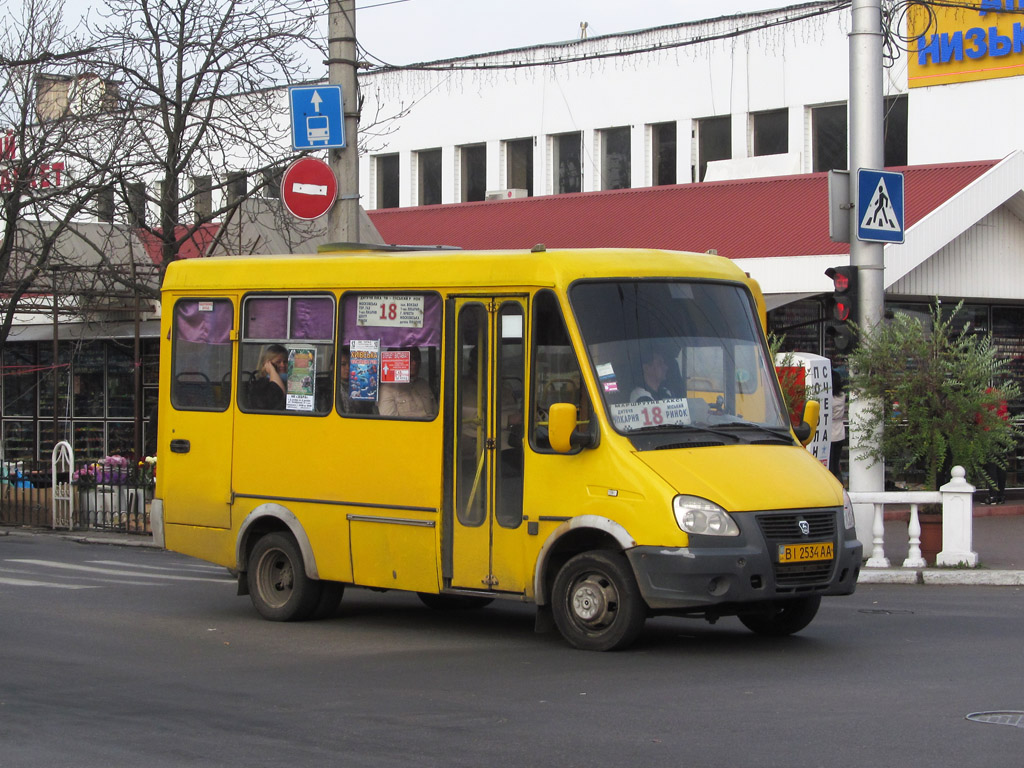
[354,0,788,65]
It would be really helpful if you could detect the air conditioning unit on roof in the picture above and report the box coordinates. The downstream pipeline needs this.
[484,188,528,201]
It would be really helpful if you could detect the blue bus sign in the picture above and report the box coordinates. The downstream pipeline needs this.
[289,85,346,151]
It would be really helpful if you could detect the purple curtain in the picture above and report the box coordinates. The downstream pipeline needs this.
[175,299,233,344]
[292,297,335,340]
[342,293,441,348]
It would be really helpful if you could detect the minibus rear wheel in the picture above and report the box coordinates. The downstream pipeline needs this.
[248,532,321,621]
[551,551,646,651]
[738,596,821,636]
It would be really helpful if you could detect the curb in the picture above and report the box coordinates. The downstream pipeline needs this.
[858,569,1024,586]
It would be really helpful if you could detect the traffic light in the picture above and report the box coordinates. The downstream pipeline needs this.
[824,265,858,352]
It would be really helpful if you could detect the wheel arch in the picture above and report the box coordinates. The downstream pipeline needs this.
[533,515,636,606]
[236,503,319,580]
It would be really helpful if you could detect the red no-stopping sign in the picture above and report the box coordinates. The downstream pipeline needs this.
[281,156,338,220]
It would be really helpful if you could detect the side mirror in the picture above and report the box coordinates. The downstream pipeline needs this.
[794,399,820,447]
[548,402,594,454]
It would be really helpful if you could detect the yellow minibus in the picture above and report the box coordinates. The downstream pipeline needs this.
[153,245,861,651]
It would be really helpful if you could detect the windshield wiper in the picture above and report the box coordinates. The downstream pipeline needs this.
[709,421,795,443]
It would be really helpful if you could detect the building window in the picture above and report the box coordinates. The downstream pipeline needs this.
[812,103,847,172]
[696,115,731,182]
[226,171,246,205]
[505,138,533,196]
[459,144,487,202]
[553,132,581,195]
[651,122,676,186]
[600,126,631,190]
[375,153,399,209]
[417,148,442,206]
[262,168,281,199]
[884,95,908,167]
[752,109,788,156]
[193,175,212,221]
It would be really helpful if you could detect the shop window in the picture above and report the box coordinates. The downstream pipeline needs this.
[171,298,234,411]
[338,292,442,420]
[417,148,442,205]
[73,343,105,418]
[39,342,71,418]
[2,420,34,461]
[238,294,335,415]
[651,122,676,186]
[3,346,36,418]
[812,103,847,172]
[460,144,486,202]
[106,343,135,418]
[753,109,788,156]
[505,138,533,196]
[697,115,731,182]
[375,153,399,209]
[530,290,592,452]
[600,126,631,190]
[553,132,582,194]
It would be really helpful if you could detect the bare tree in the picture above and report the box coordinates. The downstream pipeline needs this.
[0,0,140,349]
[87,0,326,277]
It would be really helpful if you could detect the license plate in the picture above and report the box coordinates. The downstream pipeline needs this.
[778,541,834,564]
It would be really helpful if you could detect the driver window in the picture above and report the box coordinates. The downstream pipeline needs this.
[530,290,592,453]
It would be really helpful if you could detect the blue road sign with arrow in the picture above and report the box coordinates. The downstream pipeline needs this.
[289,85,346,151]
[857,168,904,244]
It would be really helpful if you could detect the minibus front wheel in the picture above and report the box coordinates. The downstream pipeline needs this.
[551,551,646,651]
[248,532,322,621]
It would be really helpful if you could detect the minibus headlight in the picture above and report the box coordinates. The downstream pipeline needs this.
[843,490,856,530]
[673,495,739,536]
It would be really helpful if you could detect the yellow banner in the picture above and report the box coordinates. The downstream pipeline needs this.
[908,1,1024,87]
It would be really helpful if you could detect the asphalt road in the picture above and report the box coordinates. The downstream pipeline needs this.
[2,532,1023,768]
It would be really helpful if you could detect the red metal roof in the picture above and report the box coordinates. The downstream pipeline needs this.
[368,160,997,260]
[137,224,220,264]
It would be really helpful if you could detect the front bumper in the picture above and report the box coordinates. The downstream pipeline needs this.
[626,510,862,612]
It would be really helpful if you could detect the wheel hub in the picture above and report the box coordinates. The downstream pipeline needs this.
[571,575,617,626]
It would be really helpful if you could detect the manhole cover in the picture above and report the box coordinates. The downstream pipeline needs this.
[966,711,1024,729]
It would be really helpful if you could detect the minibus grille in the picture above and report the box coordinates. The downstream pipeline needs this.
[755,510,838,588]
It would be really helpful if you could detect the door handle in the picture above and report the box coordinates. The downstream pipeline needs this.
[170,439,191,454]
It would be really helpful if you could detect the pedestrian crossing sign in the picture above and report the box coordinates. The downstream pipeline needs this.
[857,168,904,244]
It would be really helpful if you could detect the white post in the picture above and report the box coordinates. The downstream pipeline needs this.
[865,502,890,567]
[902,503,926,568]
[936,465,978,567]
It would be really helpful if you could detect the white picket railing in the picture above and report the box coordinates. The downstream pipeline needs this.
[850,465,978,568]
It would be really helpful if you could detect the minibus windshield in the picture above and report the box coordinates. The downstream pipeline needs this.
[570,280,791,441]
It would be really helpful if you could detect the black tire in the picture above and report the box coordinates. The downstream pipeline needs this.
[738,596,821,637]
[247,532,321,621]
[312,581,346,619]
[417,593,495,610]
[551,551,646,651]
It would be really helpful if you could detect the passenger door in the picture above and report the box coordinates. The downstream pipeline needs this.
[448,297,527,594]
[160,297,235,529]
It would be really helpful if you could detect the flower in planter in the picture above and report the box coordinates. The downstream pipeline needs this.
[73,455,132,489]
[138,456,157,487]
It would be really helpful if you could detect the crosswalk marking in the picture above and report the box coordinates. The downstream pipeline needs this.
[0,576,99,589]
[8,559,233,583]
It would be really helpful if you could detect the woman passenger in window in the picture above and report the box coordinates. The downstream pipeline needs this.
[378,347,436,418]
[250,344,288,410]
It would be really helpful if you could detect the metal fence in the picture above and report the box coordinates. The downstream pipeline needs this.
[1,458,152,534]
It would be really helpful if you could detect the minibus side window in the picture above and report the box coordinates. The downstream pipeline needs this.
[530,290,592,453]
[171,298,234,411]
[338,292,442,420]
[237,294,336,415]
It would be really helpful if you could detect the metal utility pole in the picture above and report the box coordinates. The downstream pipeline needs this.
[327,0,360,244]
[848,0,886,528]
